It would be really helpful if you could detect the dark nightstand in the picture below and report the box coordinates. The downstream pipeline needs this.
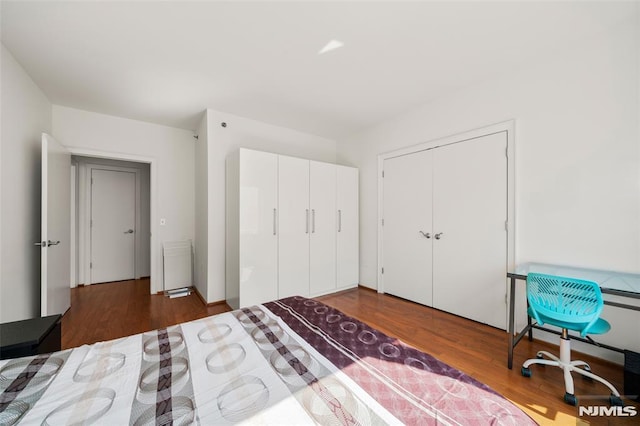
[0,315,61,360]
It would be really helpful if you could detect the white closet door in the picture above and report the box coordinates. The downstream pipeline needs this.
[336,166,359,288]
[432,132,508,329]
[239,149,278,307]
[278,156,310,298]
[383,150,433,306]
[309,161,336,295]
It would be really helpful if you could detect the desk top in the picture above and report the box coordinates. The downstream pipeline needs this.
[509,262,640,296]
[0,315,61,351]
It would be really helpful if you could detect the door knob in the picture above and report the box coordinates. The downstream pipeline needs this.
[418,231,431,239]
[35,240,57,247]
[124,229,134,234]
[434,232,443,240]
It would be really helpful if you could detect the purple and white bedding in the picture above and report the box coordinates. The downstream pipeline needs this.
[0,296,534,425]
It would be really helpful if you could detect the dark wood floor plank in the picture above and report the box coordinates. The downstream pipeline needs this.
[62,280,638,425]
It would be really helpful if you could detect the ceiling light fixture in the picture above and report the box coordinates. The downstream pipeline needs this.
[318,39,344,55]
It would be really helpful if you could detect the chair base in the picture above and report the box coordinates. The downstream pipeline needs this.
[521,332,622,406]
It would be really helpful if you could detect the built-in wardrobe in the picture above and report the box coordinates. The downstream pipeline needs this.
[226,148,359,310]
[382,129,511,329]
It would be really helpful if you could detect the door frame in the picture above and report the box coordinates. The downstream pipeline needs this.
[66,147,158,294]
[85,165,141,284]
[377,120,516,302]
[70,163,77,288]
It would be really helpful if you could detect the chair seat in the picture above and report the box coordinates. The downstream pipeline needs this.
[527,307,611,335]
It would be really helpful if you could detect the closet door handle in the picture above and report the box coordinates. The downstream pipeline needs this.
[419,231,430,239]
[434,232,443,240]
[338,210,342,232]
[273,208,277,235]
[311,209,315,233]
[306,209,309,234]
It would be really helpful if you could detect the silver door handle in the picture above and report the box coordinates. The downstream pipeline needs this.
[34,241,46,246]
[306,209,309,234]
[124,229,134,234]
[47,240,60,246]
[273,208,277,235]
[338,210,342,232]
[434,232,443,240]
[311,209,315,233]
[419,231,431,239]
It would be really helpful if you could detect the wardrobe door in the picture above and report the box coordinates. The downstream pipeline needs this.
[309,161,337,295]
[239,149,279,307]
[336,166,359,289]
[382,150,433,306]
[278,155,310,298]
[432,132,508,329]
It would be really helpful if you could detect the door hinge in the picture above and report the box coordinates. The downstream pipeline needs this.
[91,177,94,185]
[504,220,508,231]
[381,218,384,226]
[505,147,508,158]
[90,219,93,228]
[90,262,93,269]
[505,293,507,304]
[381,267,384,274]
[382,170,384,178]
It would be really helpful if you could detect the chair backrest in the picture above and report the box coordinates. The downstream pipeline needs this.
[526,273,603,335]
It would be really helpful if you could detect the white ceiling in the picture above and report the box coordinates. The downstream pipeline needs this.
[1,1,635,139]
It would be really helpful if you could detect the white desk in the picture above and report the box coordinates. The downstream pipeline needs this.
[506,263,640,369]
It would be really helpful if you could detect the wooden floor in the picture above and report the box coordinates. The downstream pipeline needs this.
[62,278,229,348]
[62,280,638,425]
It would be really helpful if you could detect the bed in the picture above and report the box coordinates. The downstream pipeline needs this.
[0,296,534,425]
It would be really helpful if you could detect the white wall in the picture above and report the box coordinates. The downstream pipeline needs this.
[52,106,195,294]
[194,113,209,301]
[0,44,52,322]
[205,108,337,302]
[73,156,151,284]
[338,22,640,361]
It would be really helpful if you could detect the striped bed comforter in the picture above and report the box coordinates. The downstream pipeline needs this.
[0,296,534,425]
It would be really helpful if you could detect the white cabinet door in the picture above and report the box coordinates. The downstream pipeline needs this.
[278,155,310,298]
[309,161,336,295]
[239,149,278,307]
[336,166,359,289]
[432,132,508,329]
[383,150,433,306]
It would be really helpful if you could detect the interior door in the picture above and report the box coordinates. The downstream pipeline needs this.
[90,169,136,283]
[309,161,336,295]
[278,155,310,298]
[383,150,433,306]
[336,166,359,288]
[40,133,71,316]
[432,132,508,329]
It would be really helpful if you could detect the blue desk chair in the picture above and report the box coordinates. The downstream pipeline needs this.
[521,273,622,406]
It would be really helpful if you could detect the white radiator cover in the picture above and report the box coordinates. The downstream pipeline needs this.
[163,240,193,291]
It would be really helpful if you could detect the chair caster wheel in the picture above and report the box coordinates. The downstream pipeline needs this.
[610,395,623,406]
[564,393,577,406]
[521,367,531,378]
